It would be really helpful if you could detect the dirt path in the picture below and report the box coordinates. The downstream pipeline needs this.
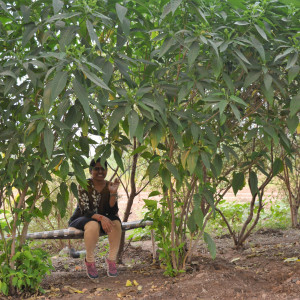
[14,228,299,300]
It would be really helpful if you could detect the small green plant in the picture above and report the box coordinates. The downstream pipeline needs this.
[97,237,109,258]
[0,242,53,296]
[143,198,185,276]
[207,198,291,237]
[258,198,290,229]
[127,227,151,242]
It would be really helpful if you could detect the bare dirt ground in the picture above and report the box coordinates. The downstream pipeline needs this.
[3,185,299,300]
[8,227,299,300]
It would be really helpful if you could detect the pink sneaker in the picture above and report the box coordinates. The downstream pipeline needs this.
[106,258,118,277]
[85,259,98,279]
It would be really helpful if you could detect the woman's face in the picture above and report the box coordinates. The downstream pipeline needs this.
[91,162,107,182]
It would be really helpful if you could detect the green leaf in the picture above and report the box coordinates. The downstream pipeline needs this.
[53,0,63,14]
[22,23,38,47]
[131,145,147,156]
[72,160,87,187]
[47,12,81,23]
[86,19,101,50]
[148,191,161,197]
[57,193,67,218]
[128,110,139,138]
[193,193,201,207]
[60,160,69,179]
[193,207,204,229]
[73,78,90,116]
[274,48,294,62]
[170,0,182,14]
[43,71,68,113]
[200,152,210,170]
[191,123,199,141]
[148,191,160,197]
[0,70,17,80]
[79,136,89,156]
[108,106,125,133]
[150,124,163,148]
[286,52,298,69]
[114,149,124,172]
[79,65,110,91]
[161,2,172,20]
[244,71,261,88]
[284,157,293,173]
[178,82,193,104]
[223,144,238,160]
[181,150,190,169]
[51,71,68,102]
[222,72,234,94]
[288,66,300,84]
[12,277,18,287]
[166,161,181,181]
[287,115,299,134]
[144,199,157,208]
[234,49,251,65]
[230,103,241,120]
[168,118,183,148]
[41,198,52,216]
[234,21,249,25]
[250,35,265,61]
[249,171,258,197]
[70,182,78,199]
[212,154,222,177]
[188,41,199,67]
[218,100,228,116]
[230,95,247,106]
[203,188,215,212]
[116,3,127,23]
[89,110,101,132]
[232,172,245,196]
[159,37,174,58]
[148,161,160,181]
[187,215,197,233]
[187,151,198,174]
[204,232,216,259]
[264,74,272,91]
[161,168,171,188]
[44,127,54,159]
[273,158,283,176]
[290,94,300,116]
[254,24,268,41]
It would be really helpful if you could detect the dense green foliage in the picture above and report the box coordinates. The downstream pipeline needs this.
[0,0,299,293]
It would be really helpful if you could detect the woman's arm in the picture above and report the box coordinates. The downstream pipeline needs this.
[108,178,120,208]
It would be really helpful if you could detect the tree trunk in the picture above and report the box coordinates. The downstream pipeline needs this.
[117,139,138,263]
[290,202,299,228]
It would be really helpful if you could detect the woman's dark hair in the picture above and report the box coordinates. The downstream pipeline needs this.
[89,158,108,172]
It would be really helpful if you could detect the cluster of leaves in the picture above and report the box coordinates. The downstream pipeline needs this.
[208,198,291,235]
[0,242,53,296]
[0,0,299,291]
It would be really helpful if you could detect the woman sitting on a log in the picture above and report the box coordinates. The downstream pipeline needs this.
[68,158,121,279]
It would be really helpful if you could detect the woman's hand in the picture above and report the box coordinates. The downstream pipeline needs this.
[92,214,114,233]
[108,178,120,194]
[100,216,114,233]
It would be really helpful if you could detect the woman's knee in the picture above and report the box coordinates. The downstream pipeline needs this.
[84,220,100,233]
[112,220,122,233]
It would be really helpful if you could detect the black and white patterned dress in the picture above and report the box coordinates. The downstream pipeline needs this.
[68,179,120,233]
